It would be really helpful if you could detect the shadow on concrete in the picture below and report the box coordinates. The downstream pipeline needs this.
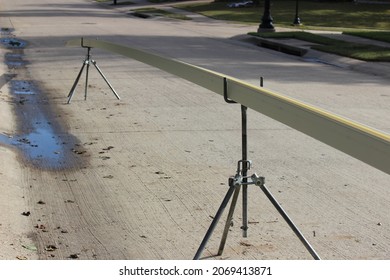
[18,32,390,86]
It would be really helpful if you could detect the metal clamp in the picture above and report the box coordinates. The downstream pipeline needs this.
[228,160,264,188]
[228,173,264,187]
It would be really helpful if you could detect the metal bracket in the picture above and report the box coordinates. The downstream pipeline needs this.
[81,37,89,49]
[223,77,237,104]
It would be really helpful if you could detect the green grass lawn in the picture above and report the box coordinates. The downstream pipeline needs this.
[176,1,390,61]
[131,7,192,20]
[250,31,390,61]
[176,0,390,31]
[343,31,390,43]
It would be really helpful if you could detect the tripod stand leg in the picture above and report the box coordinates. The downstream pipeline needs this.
[92,60,121,100]
[259,183,321,260]
[217,185,241,255]
[67,62,86,104]
[193,184,238,260]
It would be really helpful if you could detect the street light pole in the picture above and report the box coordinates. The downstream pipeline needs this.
[258,0,275,32]
[292,0,301,25]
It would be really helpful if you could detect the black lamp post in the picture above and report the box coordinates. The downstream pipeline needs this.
[258,0,275,32]
[292,0,301,25]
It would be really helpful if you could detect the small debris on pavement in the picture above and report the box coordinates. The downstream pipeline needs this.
[72,149,86,155]
[44,245,57,251]
[21,211,31,216]
[22,244,37,251]
[69,253,79,259]
[35,224,46,230]
[239,241,252,247]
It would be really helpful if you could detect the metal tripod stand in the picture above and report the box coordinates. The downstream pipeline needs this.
[193,77,320,260]
[67,42,120,104]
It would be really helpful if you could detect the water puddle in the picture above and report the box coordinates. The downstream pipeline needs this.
[0,34,82,170]
[0,37,27,49]
[10,80,37,95]
[0,126,72,168]
[0,133,13,145]
[0,80,80,169]
[5,53,27,68]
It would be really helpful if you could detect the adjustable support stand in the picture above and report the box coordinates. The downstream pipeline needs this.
[67,39,120,104]
[193,77,320,260]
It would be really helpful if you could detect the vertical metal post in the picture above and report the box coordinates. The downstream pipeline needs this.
[258,0,275,32]
[241,105,248,238]
[293,0,301,25]
[84,47,91,100]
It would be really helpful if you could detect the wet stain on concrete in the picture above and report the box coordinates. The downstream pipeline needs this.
[5,53,27,69]
[0,33,82,170]
[10,80,37,95]
[0,80,81,169]
[0,38,27,49]
[1,119,76,169]
[0,27,14,34]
